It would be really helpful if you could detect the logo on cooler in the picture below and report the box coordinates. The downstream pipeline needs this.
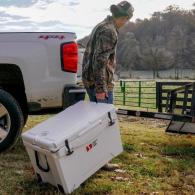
[39,35,65,40]
[86,140,98,152]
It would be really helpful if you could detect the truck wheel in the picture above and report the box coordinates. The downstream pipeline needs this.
[0,89,24,152]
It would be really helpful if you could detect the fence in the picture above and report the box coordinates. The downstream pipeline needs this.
[114,80,157,109]
[156,82,194,115]
[114,80,194,112]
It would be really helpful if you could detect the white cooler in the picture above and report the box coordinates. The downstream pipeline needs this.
[22,101,123,194]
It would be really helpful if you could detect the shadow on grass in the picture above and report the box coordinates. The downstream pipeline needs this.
[161,144,195,158]
[160,143,195,174]
[19,178,59,195]
[20,176,114,195]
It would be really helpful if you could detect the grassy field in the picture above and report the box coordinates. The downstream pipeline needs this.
[1,114,195,194]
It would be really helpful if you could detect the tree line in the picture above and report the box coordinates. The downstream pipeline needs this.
[78,4,195,78]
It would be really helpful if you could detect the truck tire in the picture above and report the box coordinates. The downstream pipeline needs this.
[0,89,24,152]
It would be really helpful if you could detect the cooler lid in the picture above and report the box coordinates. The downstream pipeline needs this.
[22,101,116,152]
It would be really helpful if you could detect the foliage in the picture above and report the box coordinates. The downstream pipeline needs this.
[78,4,195,78]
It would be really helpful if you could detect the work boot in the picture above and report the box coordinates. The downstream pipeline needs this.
[101,163,120,171]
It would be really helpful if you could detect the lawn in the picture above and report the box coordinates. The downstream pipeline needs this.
[1,114,195,194]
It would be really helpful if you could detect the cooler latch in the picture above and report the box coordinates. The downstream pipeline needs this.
[65,139,74,156]
[108,112,115,126]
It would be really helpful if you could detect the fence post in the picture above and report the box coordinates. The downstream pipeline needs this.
[123,81,126,106]
[182,85,189,115]
[191,82,195,123]
[169,92,177,113]
[156,82,162,112]
[120,80,123,92]
[156,82,158,109]
[138,81,141,107]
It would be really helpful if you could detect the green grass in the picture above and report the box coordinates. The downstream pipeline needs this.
[1,115,195,194]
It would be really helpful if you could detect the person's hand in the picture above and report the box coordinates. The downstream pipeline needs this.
[96,92,107,100]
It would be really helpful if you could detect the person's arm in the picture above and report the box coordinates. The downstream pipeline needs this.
[93,28,117,98]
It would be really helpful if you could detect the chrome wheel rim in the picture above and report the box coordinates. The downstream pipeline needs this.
[0,103,11,143]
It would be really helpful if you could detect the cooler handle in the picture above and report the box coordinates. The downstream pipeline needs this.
[35,151,50,172]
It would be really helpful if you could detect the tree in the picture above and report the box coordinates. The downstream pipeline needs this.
[141,46,174,78]
[78,4,195,75]
[117,32,141,72]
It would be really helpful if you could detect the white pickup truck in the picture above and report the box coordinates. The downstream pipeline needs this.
[0,32,85,152]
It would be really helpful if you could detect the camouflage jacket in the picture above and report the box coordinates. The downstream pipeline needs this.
[82,15,118,93]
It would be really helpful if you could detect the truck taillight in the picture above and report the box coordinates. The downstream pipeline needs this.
[61,42,78,73]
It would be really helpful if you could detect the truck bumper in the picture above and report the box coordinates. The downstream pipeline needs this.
[63,85,86,109]
[28,85,86,113]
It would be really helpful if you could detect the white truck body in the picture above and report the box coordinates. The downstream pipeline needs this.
[0,32,86,151]
[0,32,80,109]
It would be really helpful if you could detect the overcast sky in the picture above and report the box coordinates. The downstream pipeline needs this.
[0,0,193,38]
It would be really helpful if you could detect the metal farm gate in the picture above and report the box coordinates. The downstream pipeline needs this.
[117,81,195,134]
